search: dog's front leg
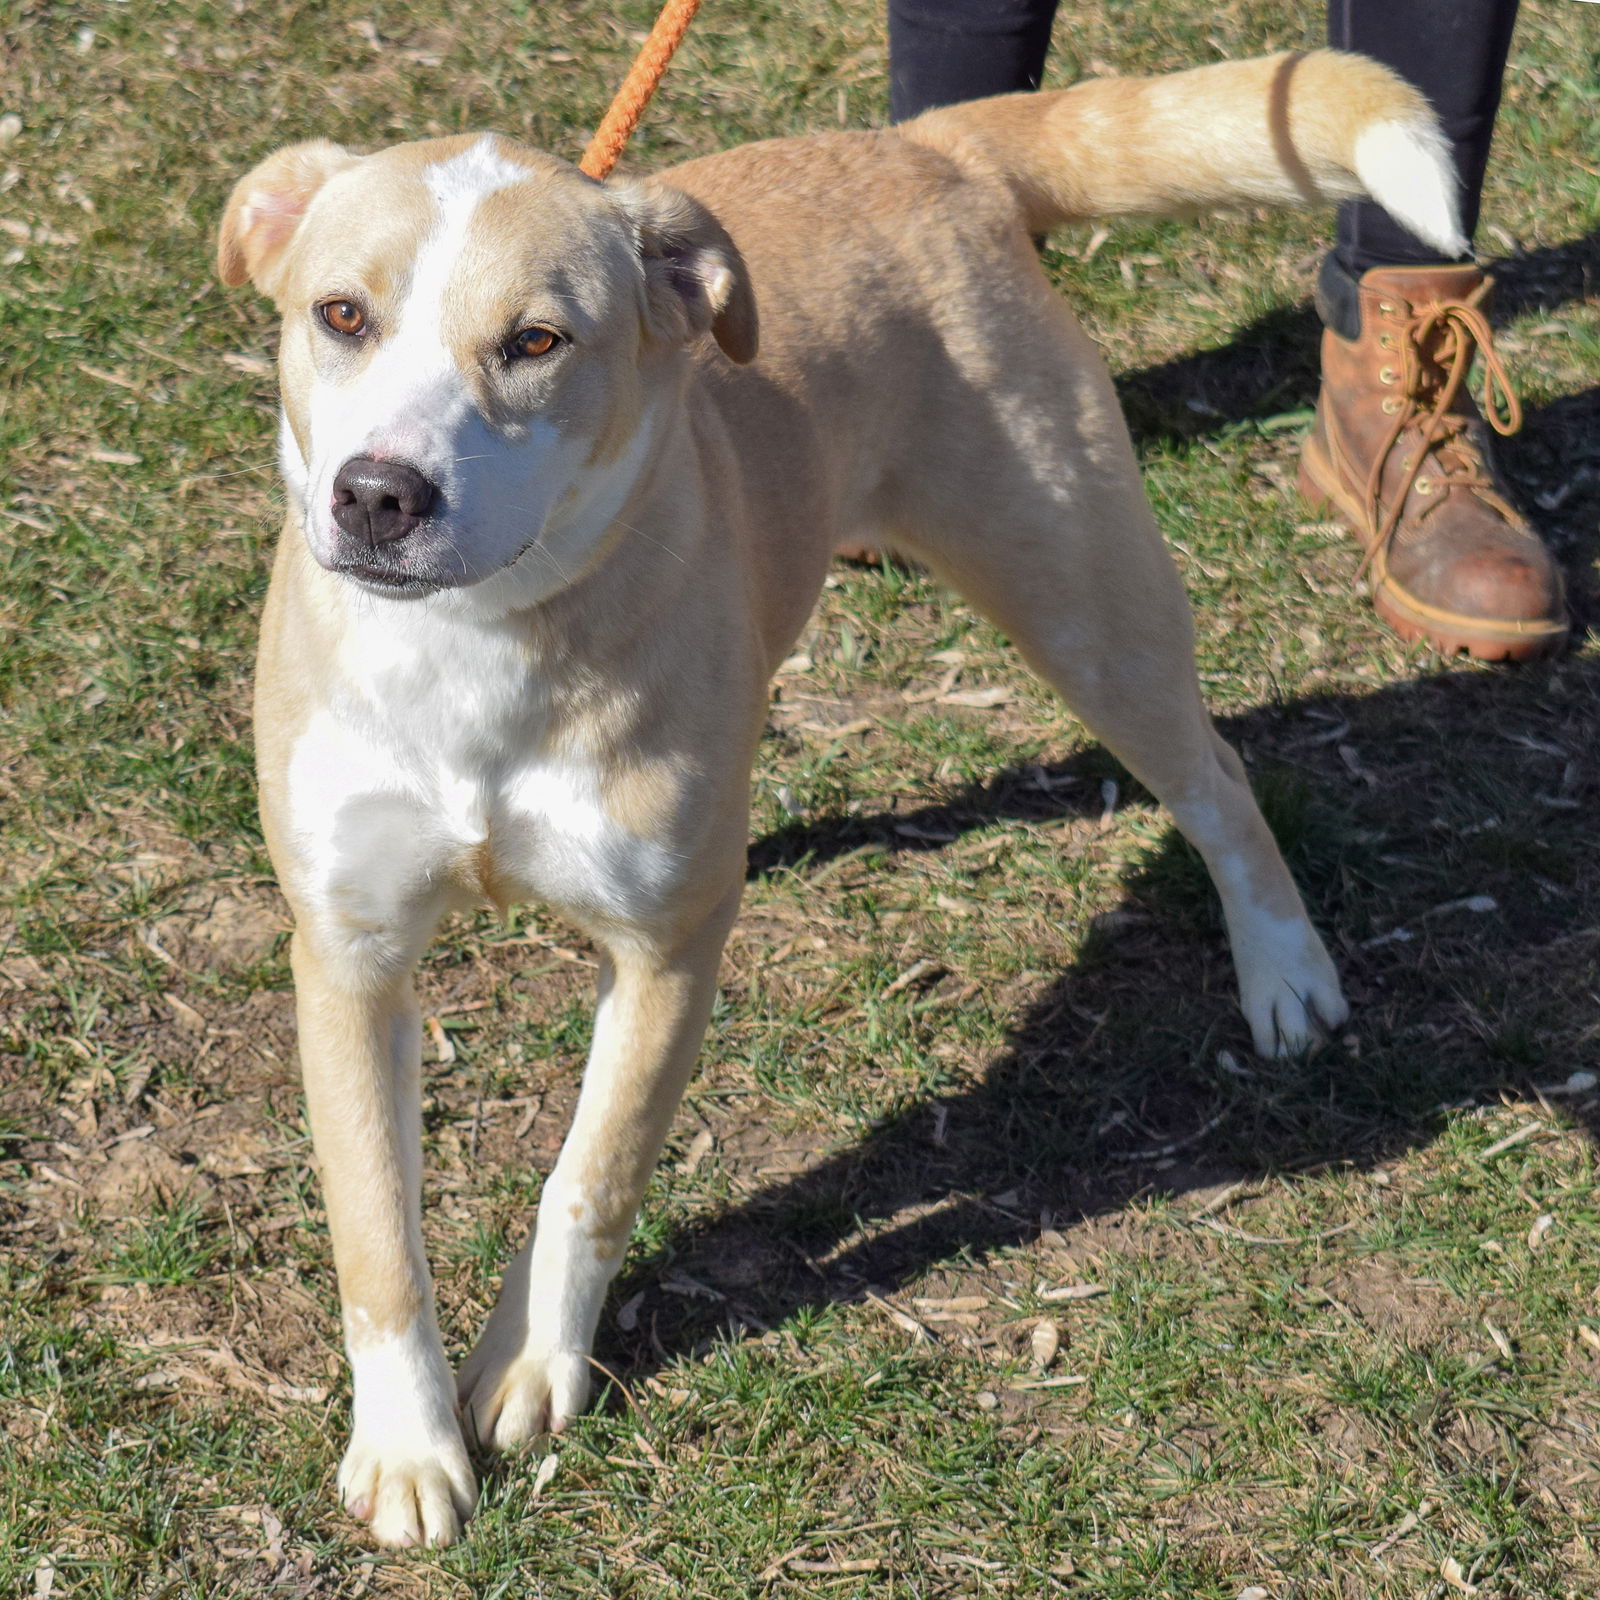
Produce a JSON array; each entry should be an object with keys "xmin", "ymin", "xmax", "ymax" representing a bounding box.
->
[
  {"xmin": 458, "ymin": 885, "xmax": 740, "ymax": 1452},
  {"xmin": 291, "ymin": 933, "xmax": 477, "ymax": 1547}
]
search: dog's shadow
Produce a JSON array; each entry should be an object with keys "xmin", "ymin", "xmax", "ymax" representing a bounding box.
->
[
  {"xmin": 497, "ymin": 231, "xmax": 1600, "ymax": 1395},
  {"xmin": 596, "ymin": 472, "xmax": 1600, "ymax": 1381}
]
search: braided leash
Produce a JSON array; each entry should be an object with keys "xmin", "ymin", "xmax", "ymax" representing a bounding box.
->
[{"xmin": 579, "ymin": 0, "xmax": 705, "ymax": 179}]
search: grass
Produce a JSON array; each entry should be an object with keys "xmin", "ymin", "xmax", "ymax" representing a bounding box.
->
[{"xmin": 2, "ymin": 0, "xmax": 1599, "ymax": 1595}]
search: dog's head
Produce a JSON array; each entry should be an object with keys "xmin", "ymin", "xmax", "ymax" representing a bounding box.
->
[{"xmin": 218, "ymin": 133, "xmax": 757, "ymax": 602}]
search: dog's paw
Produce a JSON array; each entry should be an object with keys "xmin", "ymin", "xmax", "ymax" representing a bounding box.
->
[
  {"xmin": 1237, "ymin": 921, "xmax": 1349, "ymax": 1057},
  {"xmin": 340, "ymin": 1323, "xmax": 477, "ymax": 1546},
  {"xmin": 457, "ymin": 1338, "xmax": 592, "ymax": 1453},
  {"xmin": 337, "ymin": 1424, "xmax": 477, "ymax": 1548}
]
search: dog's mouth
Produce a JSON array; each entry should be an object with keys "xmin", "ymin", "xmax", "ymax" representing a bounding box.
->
[
  {"xmin": 311, "ymin": 466, "xmax": 566, "ymax": 600},
  {"xmin": 332, "ymin": 561, "xmax": 450, "ymax": 597},
  {"xmin": 321, "ymin": 515, "xmax": 470, "ymax": 596}
]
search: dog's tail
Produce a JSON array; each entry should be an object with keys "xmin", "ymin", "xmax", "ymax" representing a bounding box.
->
[{"xmin": 899, "ymin": 50, "xmax": 1466, "ymax": 257}]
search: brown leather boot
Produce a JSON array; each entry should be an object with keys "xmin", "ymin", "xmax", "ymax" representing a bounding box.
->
[{"xmin": 1299, "ymin": 261, "xmax": 1567, "ymax": 661}]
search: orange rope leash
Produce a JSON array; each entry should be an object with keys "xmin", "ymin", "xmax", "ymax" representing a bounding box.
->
[{"xmin": 579, "ymin": 0, "xmax": 705, "ymax": 179}]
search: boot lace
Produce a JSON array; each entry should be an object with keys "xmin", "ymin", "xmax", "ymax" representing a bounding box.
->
[{"xmin": 1355, "ymin": 294, "xmax": 1523, "ymax": 580}]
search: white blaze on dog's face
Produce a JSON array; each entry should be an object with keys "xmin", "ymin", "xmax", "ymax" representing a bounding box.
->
[{"xmin": 218, "ymin": 133, "xmax": 756, "ymax": 607}]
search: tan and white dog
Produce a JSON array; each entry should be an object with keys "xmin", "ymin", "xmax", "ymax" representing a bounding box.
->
[{"xmin": 218, "ymin": 50, "xmax": 1462, "ymax": 1546}]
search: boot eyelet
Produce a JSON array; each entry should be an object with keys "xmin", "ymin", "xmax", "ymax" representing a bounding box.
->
[
  {"xmin": 1415, "ymin": 478, "xmax": 1432, "ymax": 494},
  {"xmin": 1379, "ymin": 366, "xmax": 1398, "ymax": 384},
  {"xmin": 1378, "ymin": 335, "xmax": 1395, "ymax": 349},
  {"xmin": 1381, "ymin": 398, "xmax": 1402, "ymax": 414}
]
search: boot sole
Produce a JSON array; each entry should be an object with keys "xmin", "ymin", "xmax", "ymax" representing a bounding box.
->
[{"xmin": 1297, "ymin": 444, "xmax": 1568, "ymax": 663}]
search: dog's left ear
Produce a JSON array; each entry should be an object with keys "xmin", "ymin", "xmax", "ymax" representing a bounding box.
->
[{"xmin": 613, "ymin": 179, "xmax": 759, "ymax": 365}]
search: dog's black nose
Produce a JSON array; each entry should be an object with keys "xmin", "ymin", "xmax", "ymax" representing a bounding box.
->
[{"xmin": 330, "ymin": 457, "xmax": 439, "ymax": 547}]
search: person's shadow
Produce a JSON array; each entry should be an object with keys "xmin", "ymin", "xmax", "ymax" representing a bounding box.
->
[
  {"xmin": 1109, "ymin": 227, "xmax": 1598, "ymax": 437},
  {"xmin": 598, "ymin": 232, "xmax": 1600, "ymax": 1366}
]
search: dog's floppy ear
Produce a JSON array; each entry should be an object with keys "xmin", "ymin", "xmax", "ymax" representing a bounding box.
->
[
  {"xmin": 613, "ymin": 178, "xmax": 759, "ymax": 365},
  {"xmin": 217, "ymin": 141, "xmax": 359, "ymax": 300}
]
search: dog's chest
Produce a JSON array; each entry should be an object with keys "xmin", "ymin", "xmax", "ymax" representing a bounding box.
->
[{"xmin": 284, "ymin": 615, "xmax": 680, "ymax": 934}]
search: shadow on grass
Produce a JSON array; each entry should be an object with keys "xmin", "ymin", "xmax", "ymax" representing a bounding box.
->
[
  {"xmin": 1490, "ymin": 227, "xmax": 1600, "ymax": 321},
  {"xmin": 534, "ymin": 236, "xmax": 1600, "ymax": 1387},
  {"xmin": 1109, "ymin": 226, "xmax": 1600, "ymax": 450},
  {"xmin": 1114, "ymin": 300, "xmax": 1323, "ymax": 445},
  {"xmin": 611, "ymin": 630, "xmax": 1600, "ymax": 1373},
  {"xmin": 1501, "ymin": 382, "xmax": 1600, "ymax": 630}
]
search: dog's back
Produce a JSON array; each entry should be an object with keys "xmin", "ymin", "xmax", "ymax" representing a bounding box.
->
[{"xmin": 660, "ymin": 49, "xmax": 1463, "ymax": 577}]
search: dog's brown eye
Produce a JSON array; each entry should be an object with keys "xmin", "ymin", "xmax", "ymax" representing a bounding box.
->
[
  {"xmin": 319, "ymin": 299, "xmax": 367, "ymax": 337},
  {"xmin": 508, "ymin": 326, "xmax": 559, "ymax": 360}
]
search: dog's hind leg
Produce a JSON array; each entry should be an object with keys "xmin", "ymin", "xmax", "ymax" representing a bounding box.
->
[
  {"xmin": 889, "ymin": 318, "xmax": 1347, "ymax": 1055},
  {"xmin": 457, "ymin": 882, "xmax": 742, "ymax": 1452}
]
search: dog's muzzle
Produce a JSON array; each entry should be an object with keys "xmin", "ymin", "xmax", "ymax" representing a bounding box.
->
[{"xmin": 326, "ymin": 456, "xmax": 453, "ymax": 590}]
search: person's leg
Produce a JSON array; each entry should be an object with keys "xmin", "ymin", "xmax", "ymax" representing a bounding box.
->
[
  {"xmin": 841, "ymin": 0, "xmax": 1060, "ymax": 561},
  {"xmin": 889, "ymin": 0, "xmax": 1061, "ymax": 122},
  {"xmin": 1329, "ymin": 0, "xmax": 1519, "ymax": 279},
  {"xmin": 1303, "ymin": 0, "xmax": 1567, "ymax": 660}
]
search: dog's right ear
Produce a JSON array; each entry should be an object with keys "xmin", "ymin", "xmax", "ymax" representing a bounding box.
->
[
  {"xmin": 612, "ymin": 178, "xmax": 759, "ymax": 365},
  {"xmin": 217, "ymin": 141, "xmax": 359, "ymax": 300}
]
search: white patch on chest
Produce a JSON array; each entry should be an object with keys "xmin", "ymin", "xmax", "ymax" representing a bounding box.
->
[
  {"xmin": 285, "ymin": 602, "xmax": 681, "ymax": 963},
  {"xmin": 497, "ymin": 757, "xmax": 682, "ymax": 930}
]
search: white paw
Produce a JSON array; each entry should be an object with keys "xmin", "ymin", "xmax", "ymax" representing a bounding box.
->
[
  {"xmin": 337, "ymin": 1422, "xmax": 477, "ymax": 1548},
  {"xmin": 1237, "ymin": 920, "xmax": 1349, "ymax": 1057},
  {"xmin": 458, "ymin": 1337, "xmax": 593, "ymax": 1453},
  {"xmin": 340, "ymin": 1321, "xmax": 477, "ymax": 1547}
]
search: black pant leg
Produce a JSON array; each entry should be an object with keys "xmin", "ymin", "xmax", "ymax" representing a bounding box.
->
[
  {"xmin": 1329, "ymin": 0, "xmax": 1520, "ymax": 270},
  {"xmin": 889, "ymin": 0, "xmax": 1062, "ymax": 122}
]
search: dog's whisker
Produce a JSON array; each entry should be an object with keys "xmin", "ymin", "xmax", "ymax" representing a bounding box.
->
[
  {"xmin": 184, "ymin": 462, "xmax": 279, "ymax": 483},
  {"xmin": 528, "ymin": 540, "xmax": 570, "ymax": 585},
  {"xmin": 611, "ymin": 517, "xmax": 687, "ymax": 566}
]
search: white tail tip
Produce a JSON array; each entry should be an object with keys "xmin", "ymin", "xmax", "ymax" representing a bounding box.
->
[{"xmin": 1352, "ymin": 119, "xmax": 1469, "ymax": 258}]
